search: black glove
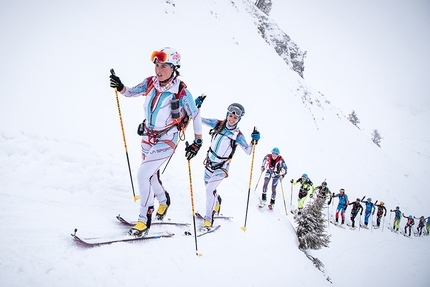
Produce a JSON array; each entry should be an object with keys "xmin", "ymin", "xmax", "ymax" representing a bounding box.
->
[
  {"xmin": 137, "ymin": 121, "xmax": 144, "ymax": 136},
  {"xmin": 110, "ymin": 74, "xmax": 124, "ymax": 91},
  {"xmin": 195, "ymin": 94, "xmax": 206, "ymax": 108},
  {"xmin": 362, "ymin": 196, "xmax": 366, "ymax": 201},
  {"xmin": 360, "ymin": 212, "xmax": 363, "ymax": 215},
  {"xmin": 185, "ymin": 139, "xmax": 202, "ymax": 160},
  {"xmin": 261, "ymin": 166, "xmax": 265, "ymax": 172},
  {"xmin": 290, "ymin": 179, "xmax": 294, "ymax": 183},
  {"xmin": 251, "ymin": 129, "xmax": 260, "ymax": 145}
]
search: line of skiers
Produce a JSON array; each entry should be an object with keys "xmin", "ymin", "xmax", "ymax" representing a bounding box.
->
[{"xmin": 286, "ymin": 173, "xmax": 429, "ymax": 237}]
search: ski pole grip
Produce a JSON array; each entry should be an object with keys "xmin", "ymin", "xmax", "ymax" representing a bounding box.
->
[{"xmin": 110, "ymin": 68, "xmax": 115, "ymax": 76}]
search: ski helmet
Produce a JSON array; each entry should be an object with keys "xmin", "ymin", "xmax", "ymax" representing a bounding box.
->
[
  {"xmin": 322, "ymin": 181, "xmax": 327, "ymax": 186},
  {"xmin": 409, "ymin": 215, "xmax": 412, "ymax": 219},
  {"xmin": 150, "ymin": 47, "xmax": 181, "ymax": 68},
  {"xmin": 339, "ymin": 188, "xmax": 345, "ymax": 193},
  {"xmin": 356, "ymin": 198, "xmax": 360, "ymax": 201},
  {"xmin": 380, "ymin": 201, "xmax": 385, "ymax": 205},
  {"xmin": 302, "ymin": 173, "xmax": 308, "ymax": 178},
  {"xmin": 226, "ymin": 103, "xmax": 245, "ymax": 123},
  {"xmin": 396, "ymin": 206, "xmax": 399, "ymax": 210},
  {"xmin": 272, "ymin": 147, "xmax": 280, "ymax": 154},
  {"xmin": 367, "ymin": 198, "xmax": 372, "ymax": 201}
]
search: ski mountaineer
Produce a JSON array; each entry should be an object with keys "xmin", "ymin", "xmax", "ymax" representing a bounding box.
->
[
  {"xmin": 260, "ymin": 147, "xmax": 288, "ymax": 209},
  {"xmin": 348, "ymin": 198, "xmax": 363, "ymax": 228},
  {"xmin": 426, "ymin": 216, "xmax": 430, "ymax": 235},
  {"xmin": 332, "ymin": 188, "xmax": 349, "ymax": 225},
  {"xmin": 389, "ymin": 206, "xmax": 402, "ymax": 232},
  {"xmin": 314, "ymin": 181, "xmax": 332, "ymax": 204},
  {"xmin": 414, "ymin": 216, "xmax": 426, "ymax": 236},
  {"xmin": 109, "ymin": 47, "xmax": 203, "ymax": 237},
  {"xmin": 290, "ymin": 173, "xmax": 315, "ymax": 215},
  {"xmin": 360, "ymin": 197, "xmax": 376, "ymax": 228},
  {"xmin": 402, "ymin": 214, "xmax": 415, "ymax": 237},
  {"xmin": 198, "ymin": 103, "xmax": 260, "ymax": 228},
  {"xmin": 374, "ymin": 201, "xmax": 387, "ymax": 228}
]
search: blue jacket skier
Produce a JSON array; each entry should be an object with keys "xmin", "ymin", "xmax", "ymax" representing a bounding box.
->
[
  {"xmin": 389, "ymin": 206, "xmax": 402, "ymax": 232},
  {"xmin": 332, "ymin": 188, "xmax": 349, "ymax": 225},
  {"xmin": 361, "ymin": 197, "xmax": 376, "ymax": 227}
]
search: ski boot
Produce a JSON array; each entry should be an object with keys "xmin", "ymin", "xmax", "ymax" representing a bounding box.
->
[
  {"xmin": 156, "ymin": 192, "xmax": 171, "ymax": 220},
  {"xmin": 268, "ymin": 198, "xmax": 275, "ymax": 210},
  {"xmin": 128, "ymin": 221, "xmax": 149, "ymax": 237},
  {"xmin": 214, "ymin": 195, "xmax": 222, "ymax": 215},
  {"xmin": 129, "ymin": 206, "xmax": 153, "ymax": 237},
  {"xmin": 261, "ymin": 193, "xmax": 267, "ymax": 205}
]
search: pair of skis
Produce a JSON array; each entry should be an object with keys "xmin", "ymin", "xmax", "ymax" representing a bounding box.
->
[{"xmin": 71, "ymin": 214, "xmax": 230, "ymax": 246}]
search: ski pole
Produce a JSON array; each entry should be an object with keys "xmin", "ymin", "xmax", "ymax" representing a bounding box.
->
[
  {"xmin": 241, "ymin": 127, "xmax": 257, "ymax": 232},
  {"xmin": 186, "ymin": 157, "xmax": 202, "ymax": 257},
  {"xmin": 280, "ymin": 179, "xmax": 288, "ymax": 216},
  {"xmin": 382, "ymin": 214, "xmax": 385, "ymax": 232},
  {"xmin": 111, "ymin": 69, "xmax": 139, "ymax": 202},
  {"xmin": 254, "ymin": 169, "xmax": 264, "ymax": 191},
  {"xmin": 162, "ymin": 94, "xmax": 207, "ymax": 174},
  {"xmin": 290, "ymin": 181, "xmax": 293, "ymax": 206}
]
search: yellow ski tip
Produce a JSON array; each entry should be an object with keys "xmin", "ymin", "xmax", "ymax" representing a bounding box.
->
[{"xmin": 133, "ymin": 195, "xmax": 140, "ymax": 202}]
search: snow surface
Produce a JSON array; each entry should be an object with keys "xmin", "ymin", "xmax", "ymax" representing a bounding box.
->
[{"xmin": 1, "ymin": 1, "xmax": 429, "ymax": 287}]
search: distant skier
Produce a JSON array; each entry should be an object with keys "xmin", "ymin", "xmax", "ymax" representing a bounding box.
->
[
  {"xmin": 314, "ymin": 181, "xmax": 332, "ymax": 204},
  {"xmin": 426, "ymin": 217, "xmax": 430, "ymax": 235},
  {"xmin": 360, "ymin": 197, "xmax": 376, "ymax": 228},
  {"xmin": 260, "ymin": 147, "xmax": 288, "ymax": 209},
  {"xmin": 374, "ymin": 201, "xmax": 387, "ymax": 228},
  {"xmin": 402, "ymin": 214, "xmax": 415, "ymax": 237},
  {"xmin": 291, "ymin": 173, "xmax": 315, "ymax": 215},
  {"xmin": 389, "ymin": 206, "xmax": 402, "ymax": 232},
  {"xmin": 414, "ymin": 216, "xmax": 426, "ymax": 236},
  {"xmin": 332, "ymin": 189, "xmax": 349, "ymax": 225},
  {"xmin": 348, "ymin": 198, "xmax": 363, "ymax": 228}
]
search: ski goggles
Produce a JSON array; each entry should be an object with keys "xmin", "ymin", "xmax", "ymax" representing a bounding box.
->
[
  {"xmin": 150, "ymin": 50, "xmax": 169, "ymax": 64},
  {"xmin": 227, "ymin": 105, "xmax": 244, "ymax": 117},
  {"xmin": 272, "ymin": 152, "xmax": 279, "ymax": 156}
]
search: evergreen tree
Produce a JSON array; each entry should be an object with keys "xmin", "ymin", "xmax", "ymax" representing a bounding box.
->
[
  {"xmin": 371, "ymin": 129, "xmax": 382, "ymax": 147},
  {"xmin": 348, "ymin": 110, "xmax": 360, "ymax": 128},
  {"xmin": 296, "ymin": 195, "xmax": 331, "ymax": 250}
]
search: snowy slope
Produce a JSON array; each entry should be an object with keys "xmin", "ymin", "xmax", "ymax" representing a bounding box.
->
[{"xmin": 1, "ymin": 1, "xmax": 429, "ymax": 286}]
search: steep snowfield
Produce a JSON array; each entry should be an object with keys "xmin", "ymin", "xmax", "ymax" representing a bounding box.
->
[{"xmin": 1, "ymin": 0, "xmax": 429, "ymax": 286}]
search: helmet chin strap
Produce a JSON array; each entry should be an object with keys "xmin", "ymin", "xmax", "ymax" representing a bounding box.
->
[{"xmin": 159, "ymin": 72, "xmax": 175, "ymax": 86}]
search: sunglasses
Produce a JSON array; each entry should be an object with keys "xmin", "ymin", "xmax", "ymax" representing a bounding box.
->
[
  {"xmin": 227, "ymin": 105, "xmax": 244, "ymax": 117},
  {"xmin": 150, "ymin": 50, "xmax": 168, "ymax": 64}
]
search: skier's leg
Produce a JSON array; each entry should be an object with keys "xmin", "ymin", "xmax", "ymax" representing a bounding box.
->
[
  {"xmin": 204, "ymin": 168, "xmax": 226, "ymax": 224},
  {"xmin": 270, "ymin": 177, "xmax": 279, "ymax": 205},
  {"xmin": 261, "ymin": 175, "xmax": 270, "ymax": 202},
  {"xmin": 136, "ymin": 139, "xmax": 174, "ymax": 225}
]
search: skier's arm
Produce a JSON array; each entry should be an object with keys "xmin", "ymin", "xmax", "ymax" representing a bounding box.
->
[
  {"xmin": 122, "ymin": 77, "xmax": 153, "ymax": 98},
  {"xmin": 235, "ymin": 131, "xmax": 254, "ymax": 155}
]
